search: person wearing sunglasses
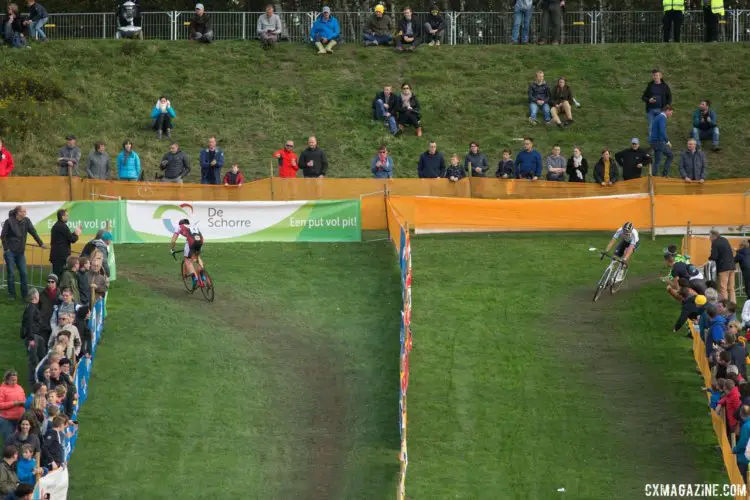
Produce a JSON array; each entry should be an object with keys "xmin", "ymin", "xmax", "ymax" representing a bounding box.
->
[
  {"xmin": 272, "ymin": 141, "xmax": 299, "ymax": 178},
  {"xmin": 396, "ymin": 83, "xmax": 422, "ymax": 137}
]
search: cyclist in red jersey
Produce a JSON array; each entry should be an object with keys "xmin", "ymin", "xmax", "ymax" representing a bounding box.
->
[{"xmin": 169, "ymin": 218, "xmax": 205, "ymax": 289}]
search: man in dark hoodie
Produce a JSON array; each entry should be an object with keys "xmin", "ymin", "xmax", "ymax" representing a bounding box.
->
[
  {"xmin": 159, "ymin": 142, "xmax": 190, "ymax": 183},
  {"xmin": 189, "ymin": 3, "xmax": 213, "ymax": 43},
  {"xmin": 417, "ymin": 141, "xmax": 446, "ymax": 178},
  {"xmin": 614, "ymin": 138, "xmax": 651, "ymax": 181},
  {"xmin": 298, "ymin": 136, "xmax": 328, "ymax": 178},
  {"xmin": 423, "ymin": 5, "xmax": 444, "ymax": 46},
  {"xmin": 641, "ymin": 69, "xmax": 672, "ymax": 132},
  {"xmin": 1, "ymin": 206, "xmax": 46, "ymax": 301},
  {"xmin": 49, "ymin": 208, "xmax": 81, "ymax": 276}
]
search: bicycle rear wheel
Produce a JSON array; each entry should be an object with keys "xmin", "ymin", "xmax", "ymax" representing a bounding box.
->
[
  {"xmin": 610, "ymin": 263, "xmax": 629, "ymax": 294},
  {"xmin": 200, "ymin": 269, "xmax": 215, "ymax": 302},
  {"xmin": 181, "ymin": 261, "xmax": 194, "ymax": 293},
  {"xmin": 593, "ymin": 265, "xmax": 612, "ymax": 302}
]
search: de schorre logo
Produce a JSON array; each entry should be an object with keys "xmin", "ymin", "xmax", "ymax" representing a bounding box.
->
[{"xmin": 153, "ymin": 203, "xmax": 193, "ymax": 233}]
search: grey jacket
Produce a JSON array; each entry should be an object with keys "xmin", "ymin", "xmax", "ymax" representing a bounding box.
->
[
  {"xmin": 545, "ymin": 154, "xmax": 566, "ymax": 180},
  {"xmin": 257, "ymin": 13, "xmax": 282, "ymax": 35},
  {"xmin": 58, "ymin": 145, "xmax": 81, "ymax": 176},
  {"xmin": 515, "ymin": 0, "xmax": 534, "ymax": 9},
  {"xmin": 160, "ymin": 150, "xmax": 191, "ymax": 180},
  {"xmin": 679, "ymin": 149, "xmax": 707, "ymax": 181},
  {"xmin": 87, "ymin": 151, "xmax": 111, "ymax": 179},
  {"xmin": 464, "ymin": 152, "xmax": 489, "ymax": 177}
]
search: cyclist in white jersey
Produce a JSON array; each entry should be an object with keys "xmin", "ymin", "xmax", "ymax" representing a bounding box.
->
[{"xmin": 604, "ymin": 222, "xmax": 639, "ymax": 284}]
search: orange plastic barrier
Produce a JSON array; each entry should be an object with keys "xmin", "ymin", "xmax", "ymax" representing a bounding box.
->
[{"xmin": 470, "ymin": 177, "xmax": 649, "ymax": 199}]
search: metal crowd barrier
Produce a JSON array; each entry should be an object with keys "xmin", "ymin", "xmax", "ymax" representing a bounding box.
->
[{"xmin": 0, "ymin": 243, "xmax": 51, "ymax": 296}]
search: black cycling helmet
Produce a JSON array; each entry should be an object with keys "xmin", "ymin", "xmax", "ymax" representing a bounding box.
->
[
  {"xmin": 178, "ymin": 218, "xmax": 190, "ymax": 226},
  {"xmin": 622, "ymin": 221, "xmax": 633, "ymax": 234}
]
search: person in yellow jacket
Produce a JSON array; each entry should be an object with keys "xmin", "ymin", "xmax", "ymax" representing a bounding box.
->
[
  {"xmin": 703, "ymin": 0, "xmax": 724, "ymax": 43},
  {"xmin": 663, "ymin": 0, "xmax": 685, "ymax": 43}
]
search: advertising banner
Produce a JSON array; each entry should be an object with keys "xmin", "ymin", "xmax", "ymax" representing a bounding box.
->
[{"xmin": 0, "ymin": 201, "xmax": 119, "ymax": 237}]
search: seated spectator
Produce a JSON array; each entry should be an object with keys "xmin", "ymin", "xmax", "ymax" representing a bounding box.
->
[
  {"xmin": 86, "ymin": 141, "xmax": 110, "ymax": 180},
  {"xmin": 0, "ymin": 138, "xmax": 14, "ymax": 177},
  {"xmin": 417, "ymin": 141, "xmax": 445, "ymax": 179},
  {"xmin": 58, "ymin": 256, "xmax": 80, "ymax": 304},
  {"xmin": 159, "ymin": 142, "xmax": 190, "ymax": 183},
  {"xmin": 0, "ymin": 446, "xmax": 19, "ymax": 495},
  {"xmin": 3, "ymin": 4, "xmax": 26, "ymax": 49},
  {"xmin": 6, "ymin": 420, "xmax": 40, "ymax": 462},
  {"xmin": 672, "ymin": 289, "xmax": 706, "ymax": 332},
  {"xmin": 614, "ymin": 138, "xmax": 651, "ymax": 181},
  {"xmin": 716, "ymin": 378, "xmax": 741, "ymax": 434},
  {"xmin": 545, "ymin": 144, "xmax": 565, "ymax": 181},
  {"xmin": 273, "ymin": 140, "xmax": 299, "ymax": 178},
  {"xmin": 298, "ymin": 136, "xmax": 328, "ymax": 178},
  {"xmin": 735, "ymin": 240, "xmax": 750, "ymax": 299},
  {"xmin": 57, "ymin": 135, "xmax": 80, "ymax": 177},
  {"xmin": 116, "ymin": 140, "xmax": 141, "ymax": 182},
  {"xmin": 495, "ymin": 150, "xmax": 514, "ymax": 179},
  {"xmin": 151, "ymin": 96, "xmax": 175, "ymax": 141},
  {"xmin": 22, "ymin": 0, "xmax": 48, "ymax": 42},
  {"xmin": 679, "ymin": 138, "xmax": 707, "ymax": 183},
  {"xmin": 528, "ymin": 71, "xmax": 551, "ymax": 125},
  {"xmin": 363, "ymin": 4, "xmax": 393, "ymax": 46},
  {"xmin": 15, "ymin": 444, "xmax": 38, "ymax": 487},
  {"xmin": 692, "ymin": 99, "xmax": 720, "ymax": 152},
  {"xmin": 395, "ymin": 7, "xmax": 421, "ymax": 52},
  {"xmin": 445, "ymin": 154, "xmax": 465, "ymax": 182},
  {"xmin": 665, "ymin": 252, "xmax": 707, "ymax": 294},
  {"xmin": 372, "ymin": 85, "xmax": 399, "ymax": 137},
  {"xmin": 371, "ymin": 145, "xmax": 394, "ymax": 179},
  {"xmin": 257, "ymin": 4, "xmax": 282, "ymax": 49},
  {"xmin": 514, "ymin": 137, "xmax": 542, "ymax": 180},
  {"xmin": 311, "ymin": 6, "xmax": 340, "ymax": 54},
  {"xmin": 566, "ymin": 146, "xmax": 588, "ymax": 183},
  {"xmin": 464, "ymin": 142, "xmax": 489, "ymax": 177},
  {"xmin": 189, "ymin": 3, "xmax": 213, "ymax": 44},
  {"xmin": 21, "ymin": 290, "xmax": 46, "ymax": 384},
  {"xmin": 223, "ymin": 164, "xmax": 245, "ymax": 186},
  {"xmin": 199, "ymin": 136, "xmax": 224, "ymax": 185},
  {"xmin": 0, "ymin": 370, "xmax": 26, "ymax": 443},
  {"xmin": 423, "ymin": 5, "xmax": 444, "ymax": 46},
  {"xmin": 550, "ymin": 77, "xmax": 575, "ymax": 128},
  {"xmin": 734, "ymin": 406, "xmax": 750, "ymax": 479},
  {"xmin": 396, "ymin": 83, "xmax": 422, "ymax": 137},
  {"xmin": 593, "ymin": 148, "xmax": 618, "ymax": 187}
]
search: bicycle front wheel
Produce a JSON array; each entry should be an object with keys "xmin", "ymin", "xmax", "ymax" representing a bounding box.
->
[
  {"xmin": 610, "ymin": 263, "xmax": 629, "ymax": 295},
  {"xmin": 200, "ymin": 270, "xmax": 215, "ymax": 302},
  {"xmin": 593, "ymin": 265, "xmax": 612, "ymax": 302}
]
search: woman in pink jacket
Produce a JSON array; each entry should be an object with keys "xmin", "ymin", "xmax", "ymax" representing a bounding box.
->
[{"xmin": 0, "ymin": 370, "xmax": 26, "ymax": 442}]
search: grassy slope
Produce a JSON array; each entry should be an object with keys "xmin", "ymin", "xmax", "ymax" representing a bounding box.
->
[
  {"xmin": 3, "ymin": 42, "xmax": 750, "ymax": 180},
  {"xmin": 409, "ymin": 233, "xmax": 727, "ymax": 499}
]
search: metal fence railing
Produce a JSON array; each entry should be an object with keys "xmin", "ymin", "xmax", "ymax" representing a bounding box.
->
[
  {"xmin": 0, "ymin": 244, "xmax": 51, "ymax": 295},
  {"xmin": 1, "ymin": 10, "xmax": 749, "ymax": 43}
]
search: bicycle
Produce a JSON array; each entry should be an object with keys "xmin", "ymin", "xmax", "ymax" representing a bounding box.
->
[
  {"xmin": 593, "ymin": 252, "xmax": 629, "ymax": 302},
  {"xmin": 172, "ymin": 250, "xmax": 215, "ymax": 302}
]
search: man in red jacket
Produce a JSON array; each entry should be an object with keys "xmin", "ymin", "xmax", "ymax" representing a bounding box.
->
[
  {"xmin": 272, "ymin": 140, "xmax": 299, "ymax": 178},
  {"xmin": 0, "ymin": 139, "xmax": 14, "ymax": 177}
]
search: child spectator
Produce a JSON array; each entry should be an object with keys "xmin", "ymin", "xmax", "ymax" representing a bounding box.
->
[
  {"xmin": 566, "ymin": 146, "xmax": 588, "ymax": 183},
  {"xmin": 371, "ymin": 146, "xmax": 394, "ymax": 179},
  {"xmin": 151, "ymin": 96, "xmax": 175, "ymax": 141},
  {"xmin": 734, "ymin": 405, "xmax": 750, "ymax": 479},
  {"xmin": 16, "ymin": 444, "xmax": 38, "ymax": 486},
  {"xmin": 496, "ymin": 150, "xmax": 514, "ymax": 179},
  {"xmin": 445, "ymin": 154, "xmax": 465, "ymax": 182},
  {"xmin": 716, "ymin": 378, "xmax": 741, "ymax": 433},
  {"xmin": 709, "ymin": 378, "xmax": 727, "ymax": 409},
  {"xmin": 223, "ymin": 164, "xmax": 245, "ymax": 186}
]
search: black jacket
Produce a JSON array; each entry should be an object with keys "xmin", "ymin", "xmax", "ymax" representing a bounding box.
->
[
  {"xmin": 711, "ymin": 236, "xmax": 735, "ymax": 272},
  {"xmin": 38, "ymin": 288, "xmax": 57, "ymax": 339},
  {"xmin": 190, "ymin": 12, "xmax": 212, "ymax": 34},
  {"xmin": 41, "ymin": 428, "xmax": 65, "ymax": 468},
  {"xmin": 728, "ymin": 342, "xmax": 748, "ymax": 379},
  {"xmin": 417, "ymin": 151, "xmax": 446, "ymax": 178},
  {"xmin": 1, "ymin": 208, "xmax": 44, "ymax": 253},
  {"xmin": 445, "ymin": 164, "xmax": 466, "ymax": 180},
  {"xmin": 566, "ymin": 156, "xmax": 589, "ymax": 183},
  {"xmin": 298, "ymin": 147, "xmax": 329, "ymax": 177},
  {"xmin": 735, "ymin": 247, "xmax": 750, "ymax": 277},
  {"xmin": 160, "ymin": 150, "xmax": 190, "ymax": 179},
  {"xmin": 397, "ymin": 95, "xmax": 420, "ymax": 119},
  {"xmin": 398, "ymin": 16, "xmax": 422, "ymax": 38},
  {"xmin": 426, "ymin": 13, "xmax": 444, "ymax": 31},
  {"xmin": 372, "ymin": 91, "xmax": 399, "ymax": 120},
  {"xmin": 615, "ymin": 147, "xmax": 652, "ymax": 181},
  {"xmin": 641, "ymin": 80, "xmax": 672, "ymax": 112},
  {"xmin": 496, "ymin": 160, "xmax": 514, "ymax": 178},
  {"xmin": 21, "ymin": 303, "xmax": 41, "ymax": 343},
  {"xmin": 49, "ymin": 220, "xmax": 79, "ymax": 264},
  {"xmin": 593, "ymin": 158, "xmax": 619, "ymax": 184},
  {"xmin": 674, "ymin": 295, "xmax": 704, "ymax": 332},
  {"xmin": 28, "ymin": 2, "xmax": 48, "ymax": 21},
  {"xmin": 77, "ymin": 269, "xmax": 92, "ymax": 308}
]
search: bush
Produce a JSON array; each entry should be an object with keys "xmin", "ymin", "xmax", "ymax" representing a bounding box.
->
[{"xmin": 0, "ymin": 75, "xmax": 64, "ymax": 102}]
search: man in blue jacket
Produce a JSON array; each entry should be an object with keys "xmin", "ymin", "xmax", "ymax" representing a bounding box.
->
[
  {"xmin": 705, "ymin": 303, "xmax": 727, "ymax": 361},
  {"xmin": 514, "ymin": 137, "xmax": 542, "ymax": 180},
  {"xmin": 648, "ymin": 104, "xmax": 674, "ymax": 177},
  {"xmin": 311, "ymin": 6, "xmax": 340, "ymax": 54},
  {"xmin": 199, "ymin": 136, "xmax": 225, "ymax": 185},
  {"xmin": 417, "ymin": 141, "xmax": 445, "ymax": 178},
  {"xmin": 691, "ymin": 100, "xmax": 720, "ymax": 152}
]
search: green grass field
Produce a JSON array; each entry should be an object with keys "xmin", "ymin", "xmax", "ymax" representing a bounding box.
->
[
  {"xmin": 0, "ymin": 234, "xmax": 731, "ymax": 498},
  {"xmin": 2, "ymin": 42, "xmax": 750, "ymax": 180}
]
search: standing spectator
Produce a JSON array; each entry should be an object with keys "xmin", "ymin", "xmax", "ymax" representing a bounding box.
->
[
  {"xmin": 706, "ymin": 304, "xmax": 728, "ymax": 360},
  {"xmin": 734, "ymin": 405, "xmax": 750, "ymax": 480},
  {"xmin": 76, "ymin": 256, "xmax": 92, "ymax": 308},
  {"xmin": 199, "ymin": 136, "xmax": 224, "ymax": 185},
  {"xmin": 550, "ymin": 77, "xmax": 575, "ymax": 128},
  {"xmin": 363, "ymin": 4, "xmax": 393, "ymax": 46},
  {"xmin": 615, "ymin": 138, "xmax": 651, "ymax": 181},
  {"xmin": 92, "ymin": 232, "xmax": 112, "ymax": 277},
  {"xmin": 371, "ymin": 145, "xmax": 394, "ymax": 179},
  {"xmin": 6, "ymin": 483, "xmax": 33, "ymax": 500},
  {"xmin": 424, "ymin": 5, "xmax": 445, "ymax": 46},
  {"xmin": 496, "ymin": 150, "xmax": 514, "ymax": 179},
  {"xmin": 56, "ymin": 135, "xmax": 80, "ymax": 177},
  {"xmin": 257, "ymin": 4, "xmax": 282, "ymax": 49},
  {"xmin": 642, "ymin": 69, "xmax": 672, "ymax": 131},
  {"xmin": 679, "ymin": 138, "xmax": 707, "ymax": 183},
  {"xmin": 15, "ymin": 445, "xmax": 37, "ymax": 487},
  {"xmin": 396, "ymin": 83, "xmax": 422, "ymax": 137},
  {"xmin": 735, "ymin": 240, "xmax": 750, "ymax": 299},
  {"xmin": 445, "ymin": 155, "xmax": 465, "ymax": 182},
  {"xmin": 273, "ymin": 140, "xmax": 299, "ymax": 178},
  {"xmin": 40, "ymin": 415, "xmax": 66, "ymax": 470},
  {"xmin": 151, "ymin": 96, "xmax": 175, "ymax": 141},
  {"xmin": 726, "ymin": 332, "xmax": 748, "ymax": 379},
  {"xmin": 49, "ymin": 209, "xmax": 81, "ymax": 277},
  {"xmin": 1, "ymin": 206, "xmax": 46, "ymax": 301},
  {"xmin": 514, "ymin": 137, "xmax": 542, "ymax": 180},
  {"xmin": 663, "ymin": 0, "xmax": 685, "ymax": 43},
  {"xmin": 21, "ymin": 290, "xmax": 46, "ymax": 384},
  {"xmin": 528, "ymin": 71, "xmax": 551, "ymax": 125},
  {"xmin": 3, "ymin": 4, "xmax": 26, "ymax": 49},
  {"xmin": 395, "ymin": 7, "xmax": 421, "ymax": 52},
  {"xmin": 0, "ymin": 139, "xmax": 14, "ymax": 177},
  {"xmin": 692, "ymin": 100, "xmax": 720, "ymax": 152},
  {"xmin": 21, "ymin": 0, "xmax": 48, "ymax": 42},
  {"xmin": 545, "ymin": 145, "xmax": 566, "ymax": 182},
  {"xmin": 511, "ymin": 0, "xmax": 533, "ymax": 45},
  {"xmin": 0, "ymin": 446, "xmax": 19, "ymax": 495},
  {"xmin": 0, "ymin": 371, "xmax": 26, "ymax": 444},
  {"xmin": 189, "ymin": 3, "xmax": 213, "ymax": 43},
  {"xmin": 6, "ymin": 420, "xmax": 40, "ymax": 460},
  {"xmin": 672, "ymin": 289, "xmax": 705, "ymax": 332},
  {"xmin": 703, "ymin": 0, "xmax": 724, "ymax": 43},
  {"xmin": 298, "ymin": 136, "xmax": 328, "ymax": 178},
  {"xmin": 539, "ymin": 0, "xmax": 562, "ymax": 45},
  {"xmin": 649, "ymin": 105, "xmax": 674, "ymax": 177},
  {"xmin": 311, "ymin": 6, "xmax": 340, "ymax": 54},
  {"xmin": 717, "ymin": 378, "xmax": 741, "ymax": 434},
  {"xmin": 159, "ymin": 143, "xmax": 190, "ymax": 183},
  {"xmin": 464, "ymin": 142, "xmax": 489, "ymax": 177},
  {"xmin": 38, "ymin": 275, "xmax": 58, "ymax": 344},
  {"xmin": 86, "ymin": 141, "xmax": 110, "ymax": 180},
  {"xmin": 594, "ymin": 148, "xmax": 618, "ymax": 187},
  {"xmin": 710, "ymin": 229, "xmax": 736, "ymax": 303},
  {"xmin": 417, "ymin": 141, "xmax": 446, "ymax": 179},
  {"xmin": 58, "ymin": 257, "xmax": 80, "ymax": 304},
  {"xmin": 665, "ymin": 252, "xmax": 707, "ymax": 294},
  {"xmin": 372, "ymin": 85, "xmax": 399, "ymax": 137},
  {"xmin": 566, "ymin": 146, "xmax": 589, "ymax": 183},
  {"xmin": 116, "ymin": 140, "xmax": 141, "ymax": 181}
]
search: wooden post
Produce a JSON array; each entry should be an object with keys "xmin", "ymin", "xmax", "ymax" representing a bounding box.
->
[
  {"xmin": 269, "ymin": 160, "xmax": 275, "ymax": 201},
  {"xmin": 68, "ymin": 167, "xmax": 74, "ymax": 202},
  {"xmin": 684, "ymin": 220, "xmax": 692, "ymax": 257},
  {"xmin": 384, "ymin": 187, "xmax": 391, "ymax": 244},
  {"xmin": 648, "ymin": 172, "xmax": 656, "ymax": 241}
]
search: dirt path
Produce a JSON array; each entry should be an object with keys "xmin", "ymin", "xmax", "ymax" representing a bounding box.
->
[{"xmin": 121, "ymin": 267, "xmax": 347, "ymax": 500}]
